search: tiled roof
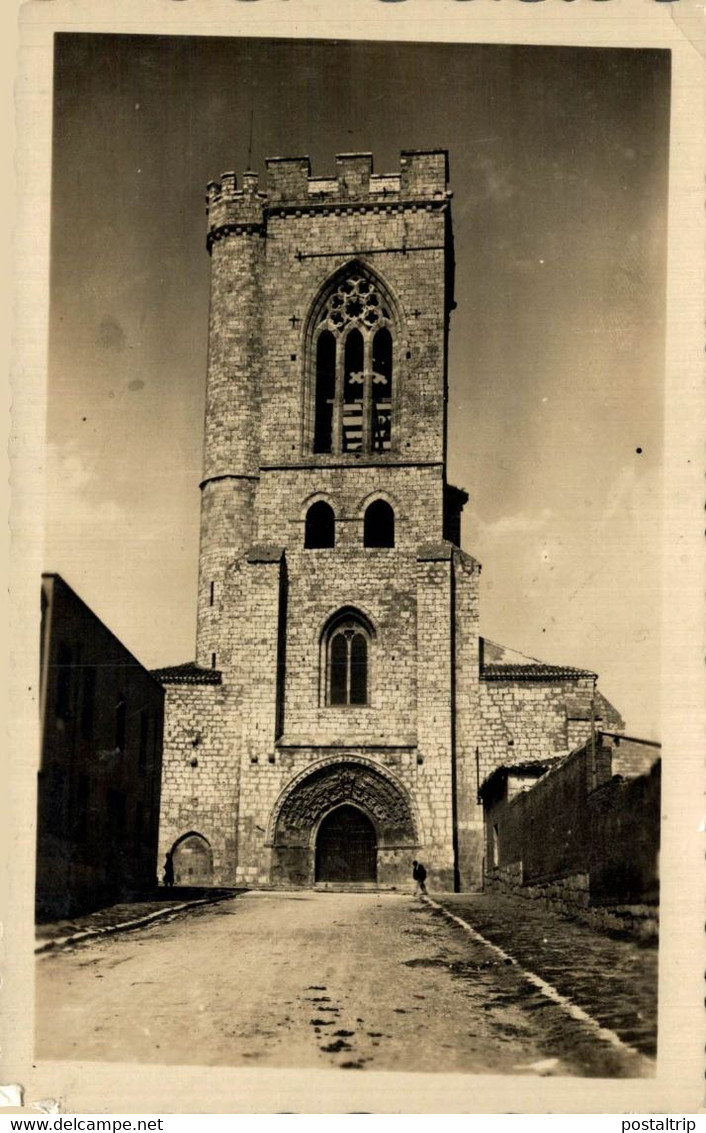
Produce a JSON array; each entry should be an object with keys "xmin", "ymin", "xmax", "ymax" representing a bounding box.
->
[
  {"xmin": 150, "ymin": 661, "xmax": 222, "ymax": 686},
  {"xmin": 482, "ymin": 663, "xmax": 596, "ymax": 681},
  {"xmin": 479, "ymin": 638, "xmax": 596, "ymax": 681}
]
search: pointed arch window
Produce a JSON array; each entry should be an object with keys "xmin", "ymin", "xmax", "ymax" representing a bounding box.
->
[
  {"xmin": 371, "ymin": 328, "xmax": 392, "ymax": 452},
  {"xmin": 343, "ymin": 329, "xmax": 364, "ymax": 453},
  {"xmin": 311, "ymin": 270, "xmax": 395, "ymax": 455},
  {"xmin": 325, "ymin": 613, "xmax": 372, "ymax": 706},
  {"xmin": 314, "ymin": 332, "xmax": 336, "ymax": 454}
]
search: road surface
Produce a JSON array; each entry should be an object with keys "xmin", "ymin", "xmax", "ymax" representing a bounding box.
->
[{"xmin": 36, "ymin": 891, "xmax": 650, "ymax": 1077}]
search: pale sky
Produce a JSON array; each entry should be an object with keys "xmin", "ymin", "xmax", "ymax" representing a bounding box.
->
[{"xmin": 46, "ymin": 36, "xmax": 669, "ymax": 739}]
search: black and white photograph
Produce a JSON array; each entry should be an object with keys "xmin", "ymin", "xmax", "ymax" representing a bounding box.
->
[{"xmin": 7, "ymin": 0, "xmax": 704, "ymax": 1117}]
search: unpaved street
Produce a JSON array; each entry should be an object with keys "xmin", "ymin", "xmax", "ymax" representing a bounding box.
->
[{"xmin": 36, "ymin": 891, "xmax": 649, "ymax": 1077}]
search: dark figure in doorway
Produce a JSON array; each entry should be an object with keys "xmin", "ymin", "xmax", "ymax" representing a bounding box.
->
[
  {"xmin": 163, "ymin": 851, "xmax": 175, "ymax": 888},
  {"xmin": 412, "ymin": 859, "xmax": 427, "ymax": 895}
]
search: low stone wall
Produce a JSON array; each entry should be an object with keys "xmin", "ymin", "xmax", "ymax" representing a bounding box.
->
[{"xmin": 485, "ymin": 867, "xmax": 658, "ymax": 941}]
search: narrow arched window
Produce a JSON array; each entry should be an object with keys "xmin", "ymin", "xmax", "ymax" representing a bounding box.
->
[
  {"xmin": 371, "ymin": 328, "xmax": 392, "ymax": 452},
  {"xmin": 330, "ymin": 633, "xmax": 348, "ymax": 705},
  {"xmin": 364, "ymin": 499, "xmax": 395, "ymax": 548},
  {"xmin": 349, "ymin": 633, "xmax": 367, "ymax": 704},
  {"xmin": 326, "ymin": 615, "xmax": 371, "ymax": 706},
  {"xmin": 314, "ymin": 331, "xmax": 336, "ymax": 453},
  {"xmin": 304, "ymin": 501, "xmax": 335, "ymax": 549},
  {"xmin": 342, "ymin": 329, "xmax": 364, "ymax": 453}
]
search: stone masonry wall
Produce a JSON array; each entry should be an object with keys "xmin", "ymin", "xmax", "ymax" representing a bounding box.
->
[
  {"xmin": 478, "ymin": 676, "xmax": 596, "ymax": 785},
  {"xmin": 182, "ymin": 151, "xmax": 626, "ymax": 893},
  {"xmin": 159, "ymin": 682, "xmax": 240, "ymax": 884},
  {"xmin": 259, "ymin": 208, "xmax": 447, "ymax": 466},
  {"xmin": 194, "ymin": 153, "xmax": 460, "ymax": 888},
  {"xmin": 414, "ymin": 548, "xmax": 456, "ymax": 890},
  {"xmin": 452, "ymin": 549, "xmax": 484, "ymax": 890},
  {"xmin": 196, "ymin": 208, "xmax": 263, "ymax": 665},
  {"xmin": 609, "ymin": 736, "xmax": 661, "ymax": 779},
  {"xmin": 216, "ymin": 538, "xmax": 460, "ymax": 890},
  {"xmin": 237, "ymin": 748, "xmax": 422, "ymax": 889}
]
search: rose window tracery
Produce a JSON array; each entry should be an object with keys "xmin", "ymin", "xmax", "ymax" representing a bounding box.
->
[{"xmin": 317, "ymin": 275, "xmax": 392, "ymax": 334}]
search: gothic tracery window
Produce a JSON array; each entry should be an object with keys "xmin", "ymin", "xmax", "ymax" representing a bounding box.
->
[{"xmin": 312, "ymin": 271, "xmax": 394, "ymax": 455}]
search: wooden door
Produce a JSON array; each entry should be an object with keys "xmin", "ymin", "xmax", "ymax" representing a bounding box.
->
[{"xmin": 315, "ymin": 805, "xmax": 377, "ymax": 883}]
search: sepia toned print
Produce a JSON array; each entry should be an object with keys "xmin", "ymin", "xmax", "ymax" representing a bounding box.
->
[
  {"xmin": 9, "ymin": 3, "xmax": 703, "ymax": 1114},
  {"xmin": 33, "ymin": 34, "xmax": 668, "ymax": 1080}
]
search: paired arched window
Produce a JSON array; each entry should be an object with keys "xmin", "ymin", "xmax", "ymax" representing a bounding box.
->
[
  {"xmin": 325, "ymin": 612, "xmax": 372, "ymax": 706},
  {"xmin": 311, "ymin": 270, "xmax": 395, "ymax": 455},
  {"xmin": 304, "ymin": 498, "xmax": 396, "ymax": 548},
  {"xmin": 304, "ymin": 501, "xmax": 335, "ymax": 548},
  {"xmin": 364, "ymin": 499, "xmax": 395, "ymax": 548}
]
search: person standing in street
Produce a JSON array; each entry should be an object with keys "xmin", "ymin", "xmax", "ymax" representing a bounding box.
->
[
  {"xmin": 412, "ymin": 859, "xmax": 427, "ymax": 895},
  {"xmin": 163, "ymin": 850, "xmax": 175, "ymax": 888}
]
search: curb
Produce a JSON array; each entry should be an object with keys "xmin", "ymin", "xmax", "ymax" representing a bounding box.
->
[
  {"xmin": 423, "ymin": 894, "xmax": 655, "ymax": 1072},
  {"xmin": 35, "ymin": 891, "xmax": 239, "ymax": 955}
]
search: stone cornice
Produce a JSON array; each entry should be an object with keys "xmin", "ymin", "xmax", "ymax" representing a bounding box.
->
[
  {"xmin": 266, "ymin": 197, "xmax": 450, "ymax": 220},
  {"xmin": 207, "ymin": 222, "xmax": 266, "ymax": 252},
  {"xmin": 207, "ymin": 197, "xmax": 450, "ymax": 252}
]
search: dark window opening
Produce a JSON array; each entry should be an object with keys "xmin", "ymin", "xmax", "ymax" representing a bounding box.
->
[
  {"xmin": 364, "ymin": 499, "xmax": 395, "ymax": 548},
  {"xmin": 314, "ymin": 331, "xmax": 336, "ymax": 453},
  {"xmin": 342, "ymin": 330, "xmax": 364, "ymax": 453},
  {"xmin": 304, "ymin": 500, "xmax": 335, "ymax": 549},
  {"xmin": 327, "ymin": 621, "xmax": 369, "ymax": 707},
  {"xmin": 371, "ymin": 327, "xmax": 392, "ymax": 451},
  {"xmin": 115, "ymin": 694, "xmax": 126, "ymax": 753},
  {"xmin": 209, "ymin": 581, "xmax": 215, "ymax": 607},
  {"xmin": 211, "ymin": 652, "xmax": 217, "ymax": 669}
]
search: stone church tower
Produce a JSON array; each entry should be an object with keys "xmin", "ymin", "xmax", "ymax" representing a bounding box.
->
[{"xmin": 154, "ymin": 151, "xmax": 622, "ymax": 891}]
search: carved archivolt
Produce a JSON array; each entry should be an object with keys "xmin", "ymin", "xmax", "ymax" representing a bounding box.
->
[{"xmin": 272, "ymin": 760, "xmax": 417, "ymax": 848}]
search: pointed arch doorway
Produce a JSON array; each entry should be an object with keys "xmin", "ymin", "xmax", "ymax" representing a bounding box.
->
[{"xmin": 315, "ymin": 804, "xmax": 377, "ymax": 883}]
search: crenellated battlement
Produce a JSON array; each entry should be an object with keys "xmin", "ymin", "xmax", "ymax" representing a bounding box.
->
[
  {"xmin": 206, "ymin": 150, "xmax": 450, "ymax": 249},
  {"xmin": 206, "ymin": 170, "xmax": 268, "ymax": 246}
]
